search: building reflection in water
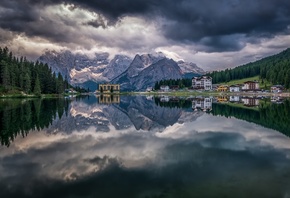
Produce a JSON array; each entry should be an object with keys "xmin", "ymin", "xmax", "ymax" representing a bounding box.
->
[
  {"xmin": 192, "ymin": 97, "xmax": 212, "ymax": 111},
  {"xmin": 229, "ymin": 95, "xmax": 240, "ymax": 102},
  {"xmin": 241, "ymin": 97, "xmax": 260, "ymax": 106},
  {"xmin": 98, "ymin": 94, "xmax": 120, "ymax": 104},
  {"xmin": 271, "ymin": 96, "xmax": 284, "ymax": 104},
  {"xmin": 216, "ymin": 96, "xmax": 228, "ymax": 103},
  {"xmin": 216, "ymin": 95, "xmax": 260, "ymax": 107}
]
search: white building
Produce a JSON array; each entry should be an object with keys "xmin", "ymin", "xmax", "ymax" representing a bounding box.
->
[
  {"xmin": 229, "ymin": 85, "xmax": 240, "ymax": 92},
  {"xmin": 192, "ymin": 76, "xmax": 212, "ymax": 90},
  {"xmin": 160, "ymin": 85, "xmax": 169, "ymax": 92},
  {"xmin": 146, "ymin": 87, "xmax": 153, "ymax": 92}
]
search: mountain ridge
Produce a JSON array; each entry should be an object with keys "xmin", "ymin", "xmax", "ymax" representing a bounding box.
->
[{"xmin": 38, "ymin": 50, "xmax": 205, "ymax": 91}]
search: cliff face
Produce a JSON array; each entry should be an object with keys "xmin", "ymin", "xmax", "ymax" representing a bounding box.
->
[
  {"xmin": 38, "ymin": 50, "xmax": 132, "ymax": 89},
  {"xmin": 112, "ymin": 57, "xmax": 183, "ymax": 91}
]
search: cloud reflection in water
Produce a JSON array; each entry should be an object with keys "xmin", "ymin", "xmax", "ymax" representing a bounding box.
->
[{"xmin": 0, "ymin": 96, "xmax": 290, "ymax": 197}]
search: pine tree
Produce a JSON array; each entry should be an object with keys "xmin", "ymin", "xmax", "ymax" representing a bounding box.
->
[
  {"xmin": 1, "ymin": 60, "xmax": 10, "ymax": 90},
  {"xmin": 23, "ymin": 73, "xmax": 31, "ymax": 94},
  {"xmin": 56, "ymin": 73, "xmax": 64, "ymax": 94},
  {"xmin": 33, "ymin": 75, "xmax": 41, "ymax": 96}
]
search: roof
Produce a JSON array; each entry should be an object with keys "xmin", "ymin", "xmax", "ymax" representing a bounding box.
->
[
  {"xmin": 271, "ymin": 85, "xmax": 284, "ymax": 88},
  {"xmin": 192, "ymin": 76, "xmax": 212, "ymax": 80}
]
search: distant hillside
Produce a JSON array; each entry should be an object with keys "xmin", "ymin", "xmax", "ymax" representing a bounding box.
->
[{"xmin": 210, "ymin": 48, "xmax": 290, "ymax": 88}]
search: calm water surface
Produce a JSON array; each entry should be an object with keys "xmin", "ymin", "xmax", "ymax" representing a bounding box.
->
[{"xmin": 1, "ymin": 95, "xmax": 290, "ymax": 198}]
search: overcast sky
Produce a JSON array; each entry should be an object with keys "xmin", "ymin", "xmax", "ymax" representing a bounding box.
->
[{"xmin": 0, "ymin": 0, "xmax": 290, "ymax": 71}]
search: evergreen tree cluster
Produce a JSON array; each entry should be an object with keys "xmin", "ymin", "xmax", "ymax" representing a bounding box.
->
[
  {"xmin": 154, "ymin": 79, "xmax": 192, "ymax": 90},
  {"xmin": 209, "ymin": 48, "xmax": 290, "ymax": 88},
  {"xmin": 0, "ymin": 47, "xmax": 70, "ymax": 95},
  {"xmin": 0, "ymin": 99, "xmax": 69, "ymax": 147}
]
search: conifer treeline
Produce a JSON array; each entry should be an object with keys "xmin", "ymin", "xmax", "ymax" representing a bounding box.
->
[
  {"xmin": 0, "ymin": 47, "xmax": 69, "ymax": 95},
  {"xmin": 209, "ymin": 48, "xmax": 290, "ymax": 88},
  {"xmin": 154, "ymin": 79, "xmax": 192, "ymax": 90}
]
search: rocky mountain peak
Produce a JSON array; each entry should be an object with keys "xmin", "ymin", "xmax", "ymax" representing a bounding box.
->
[
  {"xmin": 127, "ymin": 53, "xmax": 166, "ymax": 78},
  {"xmin": 112, "ymin": 57, "xmax": 183, "ymax": 91},
  {"xmin": 102, "ymin": 55, "xmax": 132, "ymax": 80},
  {"xmin": 177, "ymin": 60, "xmax": 205, "ymax": 74}
]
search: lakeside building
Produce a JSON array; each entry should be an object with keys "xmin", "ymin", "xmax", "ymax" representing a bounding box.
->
[
  {"xmin": 217, "ymin": 85, "xmax": 229, "ymax": 92},
  {"xmin": 170, "ymin": 85, "xmax": 179, "ymax": 90},
  {"xmin": 146, "ymin": 87, "xmax": 153, "ymax": 92},
  {"xmin": 98, "ymin": 84, "xmax": 120, "ymax": 93},
  {"xmin": 229, "ymin": 85, "xmax": 240, "ymax": 92},
  {"xmin": 160, "ymin": 85, "xmax": 170, "ymax": 92},
  {"xmin": 271, "ymin": 85, "xmax": 284, "ymax": 93},
  {"xmin": 192, "ymin": 76, "xmax": 212, "ymax": 90},
  {"xmin": 242, "ymin": 81, "xmax": 260, "ymax": 91},
  {"xmin": 65, "ymin": 88, "xmax": 77, "ymax": 94}
]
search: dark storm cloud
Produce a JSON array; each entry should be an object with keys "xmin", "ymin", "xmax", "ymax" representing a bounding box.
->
[
  {"xmin": 0, "ymin": 1, "xmax": 40, "ymax": 30},
  {"xmin": 65, "ymin": 0, "xmax": 156, "ymax": 23},
  {"xmin": 0, "ymin": 0, "xmax": 290, "ymax": 52},
  {"xmin": 0, "ymin": 0, "xmax": 49, "ymax": 38},
  {"xmin": 65, "ymin": 0, "xmax": 290, "ymax": 51}
]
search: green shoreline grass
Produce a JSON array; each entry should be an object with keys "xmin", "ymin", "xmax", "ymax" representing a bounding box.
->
[{"xmin": 121, "ymin": 90, "xmax": 290, "ymax": 97}]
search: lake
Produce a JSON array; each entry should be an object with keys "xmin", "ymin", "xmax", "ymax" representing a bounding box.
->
[{"xmin": 1, "ymin": 95, "xmax": 290, "ymax": 198}]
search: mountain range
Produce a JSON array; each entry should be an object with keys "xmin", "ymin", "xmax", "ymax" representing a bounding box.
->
[
  {"xmin": 38, "ymin": 50, "xmax": 205, "ymax": 91},
  {"xmin": 46, "ymin": 95, "xmax": 204, "ymax": 134}
]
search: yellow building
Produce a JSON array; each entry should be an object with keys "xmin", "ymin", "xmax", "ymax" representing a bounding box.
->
[
  {"xmin": 99, "ymin": 84, "xmax": 120, "ymax": 93},
  {"xmin": 217, "ymin": 85, "xmax": 229, "ymax": 92}
]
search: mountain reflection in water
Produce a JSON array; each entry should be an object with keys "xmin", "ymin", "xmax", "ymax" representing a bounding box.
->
[{"xmin": 0, "ymin": 95, "xmax": 290, "ymax": 198}]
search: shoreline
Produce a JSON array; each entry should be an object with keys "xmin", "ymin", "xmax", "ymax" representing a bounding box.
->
[
  {"xmin": 123, "ymin": 91, "xmax": 290, "ymax": 98},
  {"xmin": 1, "ymin": 91, "xmax": 290, "ymax": 99}
]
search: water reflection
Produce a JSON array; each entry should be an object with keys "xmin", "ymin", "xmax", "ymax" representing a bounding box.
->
[
  {"xmin": 1, "ymin": 95, "xmax": 290, "ymax": 197},
  {"xmin": 0, "ymin": 98, "xmax": 69, "ymax": 146},
  {"xmin": 1, "ymin": 95, "xmax": 290, "ymax": 145},
  {"xmin": 98, "ymin": 94, "xmax": 120, "ymax": 104}
]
